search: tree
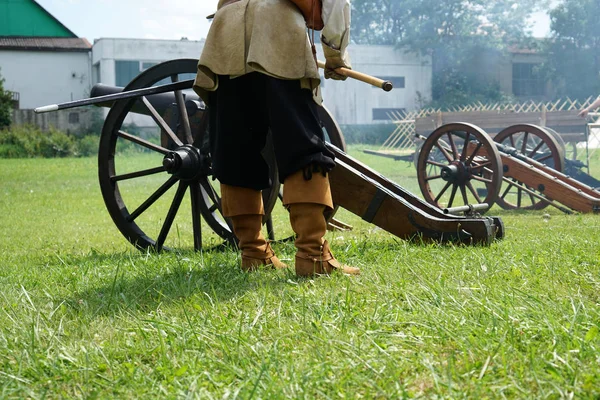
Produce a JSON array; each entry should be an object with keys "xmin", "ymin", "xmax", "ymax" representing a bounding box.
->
[
  {"xmin": 351, "ymin": 0, "xmax": 547, "ymax": 108},
  {"xmin": 0, "ymin": 68, "xmax": 12, "ymax": 129},
  {"xmin": 542, "ymin": 0, "xmax": 600, "ymax": 100}
]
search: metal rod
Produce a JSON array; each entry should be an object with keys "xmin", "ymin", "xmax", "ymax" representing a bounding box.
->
[
  {"xmin": 34, "ymin": 79, "xmax": 195, "ymax": 113},
  {"xmin": 443, "ymin": 203, "xmax": 489, "ymax": 215}
]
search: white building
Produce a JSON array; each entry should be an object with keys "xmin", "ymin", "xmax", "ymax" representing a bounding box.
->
[
  {"xmin": 0, "ymin": 37, "xmax": 92, "ymax": 110},
  {"xmin": 91, "ymin": 38, "xmax": 205, "ymax": 87},
  {"xmin": 317, "ymin": 45, "xmax": 432, "ymax": 125}
]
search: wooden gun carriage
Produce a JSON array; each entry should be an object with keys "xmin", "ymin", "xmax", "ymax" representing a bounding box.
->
[
  {"xmin": 36, "ymin": 59, "xmax": 503, "ymax": 251},
  {"xmin": 415, "ymin": 121, "xmax": 600, "ymax": 214}
]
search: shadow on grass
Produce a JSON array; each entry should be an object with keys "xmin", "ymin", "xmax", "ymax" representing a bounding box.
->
[{"xmin": 60, "ymin": 244, "xmax": 297, "ymax": 318}]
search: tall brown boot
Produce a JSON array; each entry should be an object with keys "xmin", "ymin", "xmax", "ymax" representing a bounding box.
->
[
  {"xmin": 221, "ymin": 184, "xmax": 288, "ymax": 271},
  {"xmin": 283, "ymin": 170, "xmax": 360, "ymax": 277}
]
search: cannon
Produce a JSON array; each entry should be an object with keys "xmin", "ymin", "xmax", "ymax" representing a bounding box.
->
[
  {"xmin": 416, "ymin": 122, "xmax": 600, "ymax": 214},
  {"xmin": 36, "ymin": 59, "xmax": 503, "ymax": 251}
]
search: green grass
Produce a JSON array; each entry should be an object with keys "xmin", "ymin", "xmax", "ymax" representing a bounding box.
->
[{"xmin": 1, "ymin": 147, "xmax": 600, "ymax": 398}]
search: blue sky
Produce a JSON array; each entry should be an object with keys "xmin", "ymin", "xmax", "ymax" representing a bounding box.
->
[
  {"xmin": 36, "ymin": 0, "xmax": 220, "ymax": 42},
  {"xmin": 35, "ymin": 0, "xmax": 551, "ymax": 43}
]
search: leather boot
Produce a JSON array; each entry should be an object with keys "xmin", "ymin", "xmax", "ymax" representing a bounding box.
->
[
  {"xmin": 221, "ymin": 184, "xmax": 287, "ymax": 271},
  {"xmin": 283, "ymin": 169, "xmax": 360, "ymax": 277}
]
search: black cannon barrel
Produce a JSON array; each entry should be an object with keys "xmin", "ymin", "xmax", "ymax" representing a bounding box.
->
[{"xmin": 90, "ymin": 83, "xmax": 203, "ymax": 116}]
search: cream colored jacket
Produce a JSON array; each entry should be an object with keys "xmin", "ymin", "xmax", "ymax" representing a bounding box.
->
[{"xmin": 193, "ymin": 0, "xmax": 351, "ymax": 103}]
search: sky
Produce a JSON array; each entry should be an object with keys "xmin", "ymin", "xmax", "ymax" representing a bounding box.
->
[
  {"xmin": 36, "ymin": 0, "xmax": 221, "ymax": 42},
  {"xmin": 35, "ymin": 0, "xmax": 552, "ymax": 43}
]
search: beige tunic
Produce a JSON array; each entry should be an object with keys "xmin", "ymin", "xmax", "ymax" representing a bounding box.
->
[{"xmin": 193, "ymin": 0, "xmax": 351, "ymax": 103}]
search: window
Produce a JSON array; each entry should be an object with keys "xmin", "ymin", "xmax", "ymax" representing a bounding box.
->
[
  {"xmin": 372, "ymin": 108, "xmax": 406, "ymax": 121},
  {"xmin": 115, "ymin": 61, "xmax": 142, "ymax": 87},
  {"xmin": 115, "ymin": 60, "xmax": 164, "ymax": 87},
  {"xmin": 512, "ymin": 63, "xmax": 545, "ymax": 97},
  {"xmin": 374, "ymin": 76, "xmax": 405, "ymax": 89}
]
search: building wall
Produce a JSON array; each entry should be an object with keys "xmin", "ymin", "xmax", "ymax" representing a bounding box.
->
[
  {"xmin": 92, "ymin": 38, "xmax": 205, "ymax": 86},
  {"xmin": 12, "ymin": 107, "xmax": 95, "ymax": 135},
  {"xmin": 316, "ymin": 45, "xmax": 432, "ymax": 125},
  {"xmin": 0, "ymin": 50, "xmax": 91, "ymax": 109}
]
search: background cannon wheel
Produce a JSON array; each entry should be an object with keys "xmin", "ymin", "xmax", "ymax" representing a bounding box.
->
[
  {"xmin": 98, "ymin": 59, "xmax": 279, "ymax": 251},
  {"xmin": 493, "ymin": 124, "xmax": 565, "ymax": 211},
  {"xmin": 417, "ymin": 123, "xmax": 503, "ymax": 211}
]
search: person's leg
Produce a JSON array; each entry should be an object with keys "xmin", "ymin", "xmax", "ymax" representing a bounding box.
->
[
  {"xmin": 209, "ymin": 74, "xmax": 286, "ymax": 271},
  {"xmin": 220, "ymin": 184, "xmax": 287, "ymax": 271},
  {"xmin": 263, "ymin": 78, "xmax": 359, "ymax": 276}
]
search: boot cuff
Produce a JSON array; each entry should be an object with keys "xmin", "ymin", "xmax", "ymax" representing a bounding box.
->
[
  {"xmin": 221, "ymin": 184, "xmax": 265, "ymax": 217},
  {"xmin": 282, "ymin": 169, "xmax": 334, "ymax": 209}
]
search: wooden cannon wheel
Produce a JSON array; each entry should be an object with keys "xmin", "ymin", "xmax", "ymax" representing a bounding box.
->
[
  {"xmin": 416, "ymin": 123, "xmax": 503, "ymax": 211},
  {"xmin": 493, "ymin": 124, "xmax": 565, "ymax": 211},
  {"xmin": 97, "ymin": 59, "xmax": 347, "ymax": 251}
]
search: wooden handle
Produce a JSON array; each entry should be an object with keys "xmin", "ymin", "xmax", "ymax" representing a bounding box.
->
[{"xmin": 317, "ymin": 60, "xmax": 393, "ymax": 92}]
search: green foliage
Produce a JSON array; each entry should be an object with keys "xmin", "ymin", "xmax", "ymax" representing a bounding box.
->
[
  {"xmin": 0, "ymin": 68, "xmax": 13, "ymax": 129},
  {"xmin": 0, "ymin": 124, "xmax": 100, "ymax": 158},
  {"xmin": 541, "ymin": 0, "xmax": 600, "ymax": 99}
]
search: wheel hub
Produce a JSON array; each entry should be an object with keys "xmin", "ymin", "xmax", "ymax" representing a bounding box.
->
[
  {"xmin": 440, "ymin": 162, "xmax": 471, "ymax": 184},
  {"xmin": 162, "ymin": 145, "xmax": 210, "ymax": 180}
]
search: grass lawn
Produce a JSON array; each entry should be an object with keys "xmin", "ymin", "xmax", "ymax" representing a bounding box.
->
[{"xmin": 1, "ymin": 146, "xmax": 599, "ymax": 398}]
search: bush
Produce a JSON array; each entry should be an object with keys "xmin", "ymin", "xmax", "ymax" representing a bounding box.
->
[
  {"xmin": 0, "ymin": 125, "xmax": 77, "ymax": 158},
  {"xmin": 0, "ymin": 69, "xmax": 12, "ymax": 130},
  {"xmin": 74, "ymin": 135, "xmax": 100, "ymax": 157}
]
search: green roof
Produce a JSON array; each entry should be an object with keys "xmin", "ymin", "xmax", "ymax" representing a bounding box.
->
[{"xmin": 0, "ymin": 0, "xmax": 77, "ymax": 37}]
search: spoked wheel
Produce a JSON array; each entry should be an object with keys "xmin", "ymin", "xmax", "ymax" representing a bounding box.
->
[
  {"xmin": 417, "ymin": 123, "xmax": 503, "ymax": 211},
  {"xmin": 98, "ymin": 59, "xmax": 279, "ymax": 251},
  {"xmin": 493, "ymin": 124, "xmax": 565, "ymax": 210}
]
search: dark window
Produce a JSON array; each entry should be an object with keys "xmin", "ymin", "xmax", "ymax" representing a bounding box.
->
[
  {"xmin": 142, "ymin": 62, "xmax": 157, "ymax": 71},
  {"xmin": 512, "ymin": 63, "xmax": 545, "ymax": 97},
  {"xmin": 115, "ymin": 60, "xmax": 141, "ymax": 87},
  {"xmin": 374, "ymin": 76, "xmax": 405, "ymax": 89},
  {"xmin": 372, "ymin": 108, "xmax": 406, "ymax": 121},
  {"xmin": 68, "ymin": 112, "xmax": 80, "ymax": 124}
]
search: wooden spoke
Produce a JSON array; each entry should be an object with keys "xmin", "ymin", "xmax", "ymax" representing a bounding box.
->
[
  {"xmin": 470, "ymin": 160, "xmax": 493, "ymax": 171},
  {"xmin": 111, "ymin": 166, "xmax": 166, "ymax": 182},
  {"xmin": 434, "ymin": 181, "xmax": 452, "ymax": 203},
  {"xmin": 447, "ymin": 184, "xmax": 458, "ymax": 208},
  {"xmin": 141, "ymin": 96, "xmax": 183, "ymax": 147},
  {"xmin": 466, "ymin": 142, "xmax": 483, "ymax": 164},
  {"xmin": 426, "ymin": 160, "xmax": 448, "ymax": 168},
  {"xmin": 189, "ymin": 183, "xmax": 203, "ymax": 251},
  {"xmin": 466, "ymin": 181, "xmax": 483, "ymax": 203},
  {"xmin": 425, "ymin": 174, "xmax": 442, "ymax": 182},
  {"xmin": 127, "ymin": 176, "xmax": 178, "ymax": 222},
  {"xmin": 171, "ymin": 74, "xmax": 194, "ymax": 144},
  {"xmin": 118, "ymin": 130, "xmax": 169, "ymax": 154},
  {"xmin": 471, "ymin": 175, "xmax": 494, "ymax": 184},
  {"xmin": 460, "ymin": 185, "xmax": 469, "ymax": 206},
  {"xmin": 460, "ymin": 131, "xmax": 471, "ymax": 162},
  {"xmin": 520, "ymin": 132, "xmax": 529, "ymax": 154},
  {"xmin": 156, "ymin": 181, "xmax": 188, "ymax": 251},
  {"xmin": 527, "ymin": 140, "xmax": 545, "ymax": 158},
  {"xmin": 447, "ymin": 132, "xmax": 459, "ymax": 159},
  {"xmin": 434, "ymin": 141, "xmax": 454, "ymax": 162}
]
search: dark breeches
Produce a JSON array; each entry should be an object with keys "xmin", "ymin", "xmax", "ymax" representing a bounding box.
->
[{"xmin": 208, "ymin": 73, "xmax": 335, "ymax": 190}]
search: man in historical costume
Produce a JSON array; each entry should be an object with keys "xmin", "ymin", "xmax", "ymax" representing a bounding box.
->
[{"xmin": 193, "ymin": 0, "xmax": 360, "ymax": 276}]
